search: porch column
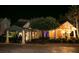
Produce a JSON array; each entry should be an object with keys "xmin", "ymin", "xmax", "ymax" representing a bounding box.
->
[
  {"xmin": 32, "ymin": 32, "xmax": 35, "ymax": 39},
  {"xmin": 73, "ymin": 31, "xmax": 76, "ymax": 38},
  {"xmin": 22, "ymin": 30, "xmax": 25, "ymax": 44},
  {"xmin": 6, "ymin": 30, "xmax": 9, "ymax": 43},
  {"xmin": 67, "ymin": 32, "xmax": 70, "ymax": 39},
  {"xmin": 54, "ymin": 30, "xmax": 57, "ymax": 39},
  {"xmin": 28, "ymin": 31, "xmax": 31, "ymax": 41},
  {"xmin": 34, "ymin": 32, "xmax": 35, "ymax": 39},
  {"xmin": 29, "ymin": 31, "xmax": 32, "ymax": 41}
]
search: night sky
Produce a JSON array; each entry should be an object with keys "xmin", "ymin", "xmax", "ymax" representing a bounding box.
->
[{"xmin": 0, "ymin": 5, "xmax": 71, "ymax": 22}]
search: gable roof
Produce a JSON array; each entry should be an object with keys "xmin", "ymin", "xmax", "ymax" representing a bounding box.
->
[
  {"xmin": 23, "ymin": 21, "xmax": 30, "ymax": 28},
  {"xmin": 57, "ymin": 21, "xmax": 77, "ymax": 31},
  {"xmin": 15, "ymin": 19, "xmax": 29, "ymax": 27}
]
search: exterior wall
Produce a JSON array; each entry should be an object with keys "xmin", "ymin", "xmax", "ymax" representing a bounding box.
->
[
  {"xmin": 48, "ymin": 21, "xmax": 77, "ymax": 39},
  {"xmin": 49, "ymin": 30, "xmax": 55, "ymax": 39},
  {"xmin": 18, "ymin": 30, "xmax": 42, "ymax": 41},
  {"xmin": 43, "ymin": 31, "xmax": 49, "ymax": 38},
  {"xmin": 49, "ymin": 28, "xmax": 77, "ymax": 39},
  {"xmin": 56, "ymin": 29, "xmax": 63, "ymax": 38}
]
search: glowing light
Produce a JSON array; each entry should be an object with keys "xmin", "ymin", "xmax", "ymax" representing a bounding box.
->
[{"xmin": 19, "ymin": 32, "xmax": 22, "ymax": 36}]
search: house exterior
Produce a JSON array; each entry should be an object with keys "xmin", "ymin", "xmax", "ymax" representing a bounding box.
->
[
  {"xmin": 5, "ymin": 21, "xmax": 78, "ymax": 44},
  {"xmin": 49, "ymin": 21, "xmax": 77, "ymax": 39},
  {"xmin": 18, "ymin": 22, "xmax": 42, "ymax": 44},
  {"xmin": 8, "ymin": 25, "xmax": 22, "ymax": 37},
  {"xmin": 5, "ymin": 21, "xmax": 36, "ymax": 44}
]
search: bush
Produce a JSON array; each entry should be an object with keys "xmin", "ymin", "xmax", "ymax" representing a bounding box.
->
[{"xmin": 0, "ymin": 35, "xmax": 6, "ymax": 43}]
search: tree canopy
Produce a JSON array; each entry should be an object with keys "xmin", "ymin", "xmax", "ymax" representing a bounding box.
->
[
  {"xmin": 65, "ymin": 6, "xmax": 79, "ymax": 24},
  {"xmin": 30, "ymin": 17, "xmax": 59, "ymax": 30}
]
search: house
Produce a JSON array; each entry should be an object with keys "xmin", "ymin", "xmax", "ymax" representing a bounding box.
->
[
  {"xmin": 6, "ymin": 25, "xmax": 23, "ymax": 43},
  {"xmin": 5, "ymin": 21, "xmax": 32, "ymax": 44},
  {"xmin": 9, "ymin": 25, "xmax": 22, "ymax": 37},
  {"xmin": 49, "ymin": 21, "xmax": 77, "ymax": 39},
  {"xmin": 17, "ymin": 21, "xmax": 42, "ymax": 44},
  {"xmin": 5, "ymin": 19, "xmax": 42, "ymax": 44},
  {"xmin": 15, "ymin": 19, "xmax": 29, "ymax": 28}
]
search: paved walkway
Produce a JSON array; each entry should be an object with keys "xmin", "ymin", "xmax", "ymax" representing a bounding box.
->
[{"xmin": 0, "ymin": 43, "xmax": 79, "ymax": 53}]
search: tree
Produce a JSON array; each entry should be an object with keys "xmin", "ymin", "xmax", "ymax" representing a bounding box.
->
[
  {"xmin": 65, "ymin": 6, "xmax": 79, "ymax": 38},
  {"xmin": 30, "ymin": 17, "xmax": 59, "ymax": 30},
  {"xmin": 59, "ymin": 14, "xmax": 69, "ymax": 23}
]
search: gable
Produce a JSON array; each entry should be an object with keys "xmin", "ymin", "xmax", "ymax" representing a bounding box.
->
[
  {"xmin": 23, "ymin": 22, "xmax": 30, "ymax": 28},
  {"xmin": 58, "ymin": 21, "xmax": 77, "ymax": 30}
]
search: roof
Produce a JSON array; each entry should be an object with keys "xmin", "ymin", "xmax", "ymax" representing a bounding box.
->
[
  {"xmin": 15, "ymin": 19, "xmax": 29, "ymax": 27},
  {"xmin": 57, "ymin": 21, "xmax": 77, "ymax": 32},
  {"xmin": 9, "ymin": 25, "xmax": 22, "ymax": 32},
  {"xmin": 23, "ymin": 21, "xmax": 30, "ymax": 28}
]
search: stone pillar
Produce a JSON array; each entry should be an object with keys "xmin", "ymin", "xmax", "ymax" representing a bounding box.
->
[
  {"xmin": 6, "ymin": 30, "xmax": 9, "ymax": 43},
  {"xmin": 22, "ymin": 30, "xmax": 25, "ymax": 44},
  {"xmin": 73, "ymin": 31, "xmax": 76, "ymax": 38}
]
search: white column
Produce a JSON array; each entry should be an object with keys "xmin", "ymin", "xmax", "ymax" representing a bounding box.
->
[
  {"xmin": 73, "ymin": 31, "xmax": 76, "ymax": 38},
  {"xmin": 29, "ymin": 31, "xmax": 32, "ymax": 41},
  {"xmin": 32, "ymin": 32, "xmax": 35, "ymax": 39},
  {"xmin": 26, "ymin": 32, "xmax": 29, "ymax": 41},
  {"xmin": 67, "ymin": 33, "xmax": 70, "ymax": 39},
  {"xmin": 28, "ymin": 31, "xmax": 31, "ymax": 41},
  {"xmin": 22, "ymin": 30, "xmax": 25, "ymax": 44},
  {"xmin": 6, "ymin": 30, "xmax": 9, "ymax": 43}
]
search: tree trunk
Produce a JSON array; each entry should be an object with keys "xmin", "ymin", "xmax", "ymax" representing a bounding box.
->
[{"xmin": 76, "ymin": 18, "xmax": 79, "ymax": 38}]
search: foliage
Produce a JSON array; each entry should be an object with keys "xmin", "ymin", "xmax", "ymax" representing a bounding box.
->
[
  {"xmin": 65, "ymin": 6, "xmax": 79, "ymax": 24},
  {"xmin": 30, "ymin": 17, "xmax": 59, "ymax": 30}
]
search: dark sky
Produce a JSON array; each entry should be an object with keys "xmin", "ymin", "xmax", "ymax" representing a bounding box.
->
[{"xmin": 0, "ymin": 5, "xmax": 71, "ymax": 20}]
